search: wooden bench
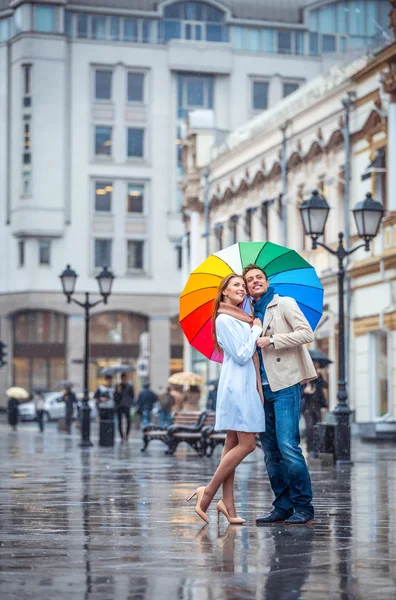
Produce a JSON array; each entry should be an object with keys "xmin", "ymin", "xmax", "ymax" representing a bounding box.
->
[
  {"xmin": 141, "ymin": 411, "xmax": 203, "ymax": 453},
  {"xmin": 166, "ymin": 412, "xmax": 216, "ymax": 456}
]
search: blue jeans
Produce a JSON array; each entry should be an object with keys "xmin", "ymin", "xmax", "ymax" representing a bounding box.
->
[
  {"xmin": 259, "ymin": 383, "xmax": 314, "ymax": 518},
  {"xmin": 159, "ymin": 409, "xmax": 172, "ymax": 429},
  {"xmin": 141, "ymin": 409, "xmax": 151, "ymax": 429}
]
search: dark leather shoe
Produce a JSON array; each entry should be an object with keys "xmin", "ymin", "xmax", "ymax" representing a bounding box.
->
[
  {"xmin": 256, "ymin": 509, "xmax": 292, "ymax": 525},
  {"xmin": 284, "ymin": 512, "xmax": 314, "ymax": 525}
]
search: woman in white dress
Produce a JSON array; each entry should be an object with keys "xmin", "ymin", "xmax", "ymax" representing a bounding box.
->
[{"xmin": 187, "ymin": 274, "xmax": 265, "ymax": 524}]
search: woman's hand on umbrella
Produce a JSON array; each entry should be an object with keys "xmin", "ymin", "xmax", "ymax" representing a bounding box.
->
[{"xmin": 253, "ymin": 318, "xmax": 262, "ymax": 328}]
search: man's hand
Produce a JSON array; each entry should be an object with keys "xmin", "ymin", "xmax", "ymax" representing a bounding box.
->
[{"xmin": 257, "ymin": 336, "xmax": 271, "ymax": 349}]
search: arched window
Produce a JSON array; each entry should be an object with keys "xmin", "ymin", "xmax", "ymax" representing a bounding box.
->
[
  {"xmin": 12, "ymin": 310, "xmax": 67, "ymax": 391},
  {"xmin": 161, "ymin": 1, "xmax": 227, "ymax": 42}
]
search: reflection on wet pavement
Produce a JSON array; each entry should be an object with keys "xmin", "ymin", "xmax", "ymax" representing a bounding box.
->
[{"xmin": 1, "ymin": 421, "xmax": 396, "ymax": 599}]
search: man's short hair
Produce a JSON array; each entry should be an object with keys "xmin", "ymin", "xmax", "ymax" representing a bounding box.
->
[{"xmin": 242, "ymin": 264, "xmax": 268, "ymax": 279}]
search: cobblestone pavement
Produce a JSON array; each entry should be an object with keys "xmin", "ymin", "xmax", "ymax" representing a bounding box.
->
[{"xmin": 1, "ymin": 418, "xmax": 396, "ymax": 600}]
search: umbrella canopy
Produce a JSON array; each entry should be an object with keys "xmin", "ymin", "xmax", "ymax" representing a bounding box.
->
[
  {"xmin": 6, "ymin": 387, "xmax": 29, "ymax": 400},
  {"xmin": 180, "ymin": 241, "xmax": 324, "ymax": 362},
  {"xmin": 308, "ymin": 349, "xmax": 333, "ymax": 367},
  {"xmin": 100, "ymin": 365, "xmax": 134, "ymax": 377},
  {"xmin": 168, "ymin": 371, "xmax": 203, "ymax": 386},
  {"xmin": 53, "ymin": 380, "xmax": 75, "ymax": 391}
]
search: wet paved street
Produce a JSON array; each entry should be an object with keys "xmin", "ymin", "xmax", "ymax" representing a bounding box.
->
[{"xmin": 1, "ymin": 419, "xmax": 396, "ymax": 600}]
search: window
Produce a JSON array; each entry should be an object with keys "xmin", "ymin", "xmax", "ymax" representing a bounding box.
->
[
  {"xmin": 278, "ymin": 30, "xmax": 292, "ymax": 54},
  {"xmin": 34, "ymin": 5, "xmax": 56, "ymax": 33},
  {"xmin": 39, "ymin": 240, "xmax": 51, "ymax": 265},
  {"xmin": 206, "ymin": 23, "xmax": 223, "ymax": 42},
  {"xmin": 246, "ymin": 28, "xmax": 260, "ymax": 51},
  {"xmin": 95, "ymin": 126, "xmax": 112, "ymax": 156},
  {"xmin": 187, "ymin": 78, "xmax": 204, "ymax": 106},
  {"xmin": 309, "ymin": 32, "xmax": 319, "ymax": 55},
  {"xmin": 95, "ymin": 239, "xmax": 112, "ymax": 268},
  {"xmin": 92, "ymin": 15, "xmax": 106, "ymax": 40},
  {"xmin": 0, "ymin": 18, "xmax": 10, "ymax": 42},
  {"xmin": 95, "ymin": 181, "xmax": 112, "ymax": 212},
  {"xmin": 127, "ymin": 73, "xmax": 144, "ymax": 103},
  {"xmin": 95, "ymin": 70, "xmax": 112, "ymax": 101},
  {"xmin": 127, "ymin": 128, "xmax": 144, "ymax": 158},
  {"xmin": 283, "ymin": 82, "xmax": 299, "ymax": 97},
  {"xmin": 77, "ymin": 13, "xmax": 88, "ymax": 38},
  {"xmin": 18, "ymin": 241, "xmax": 25, "ymax": 267},
  {"xmin": 127, "ymin": 184, "xmax": 144, "ymax": 213},
  {"xmin": 124, "ymin": 18, "xmax": 138, "ymax": 42},
  {"xmin": 127, "ymin": 240, "xmax": 144, "ymax": 270},
  {"xmin": 163, "ymin": 20, "xmax": 181, "ymax": 41},
  {"xmin": 142, "ymin": 19, "xmax": 153, "ymax": 43},
  {"xmin": 177, "ymin": 74, "xmax": 213, "ymax": 118},
  {"xmin": 371, "ymin": 331, "xmax": 390, "ymax": 419},
  {"xmin": 322, "ymin": 34, "xmax": 336, "ymax": 53},
  {"xmin": 261, "ymin": 202, "xmax": 269, "ymax": 241},
  {"xmin": 14, "ymin": 6, "xmax": 23, "ymax": 34},
  {"xmin": 23, "ymin": 171, "xmax": 31, "ymax": 195},
  {"xmin": 110, "ymin": 16, "xmax": 120, "ymax": 40},
  {"xmin": 65, "ymin": 11, "xmax": 73, "ymax": 36},
  {"xmin": 22, "ymin": 65, "xmax": 31, "ymax": 95},
  {"xmin": 252, "ymin": 81, "xmax": 268, "ymax": 111}
]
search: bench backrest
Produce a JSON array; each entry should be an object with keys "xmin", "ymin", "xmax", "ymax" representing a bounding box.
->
[
  {"xmin": 173, "ymin": 411, "xmax": 202, "ymax": 427},
  {"xmin": 202, "ymin": 412, "xmax": 216, "ymax": 427}
]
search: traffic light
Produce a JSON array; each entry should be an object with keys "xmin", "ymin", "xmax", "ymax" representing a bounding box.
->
[{"xmin": 0, "ymin": 341, "xmax": 7, "ymax": 368}]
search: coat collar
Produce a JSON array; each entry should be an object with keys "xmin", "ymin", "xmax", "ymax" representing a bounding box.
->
[{"xmin": 267, "ymin": 294, "xmax": 280, "ymax": 309}]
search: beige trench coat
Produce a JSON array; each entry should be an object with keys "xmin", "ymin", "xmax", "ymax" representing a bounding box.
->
[{"xmin": 260, "ymin": 294, "xmax": 317, "ymax": 392}]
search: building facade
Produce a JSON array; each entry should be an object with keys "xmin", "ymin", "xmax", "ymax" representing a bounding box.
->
[
  {"xmin": 182, "ymin": 10, "xmax": 396, "ymax": 437},
  {"xmin": 0, "ymin": 0, "xmax": 391, "ymax": 405}
]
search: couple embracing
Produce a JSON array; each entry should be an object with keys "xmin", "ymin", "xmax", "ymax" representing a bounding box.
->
[{"xmin": 187, "ymin": 265, "xmax": 317, "ymax": 526}]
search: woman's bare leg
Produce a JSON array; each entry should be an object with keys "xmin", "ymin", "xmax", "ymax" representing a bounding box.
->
[
  {"xmin": 200, "ymin": 432, "xmax": 256, "ymax": 512},
  {"xmin": 221, "ymin": 431, "xmax": 238, "ymax": 517}
]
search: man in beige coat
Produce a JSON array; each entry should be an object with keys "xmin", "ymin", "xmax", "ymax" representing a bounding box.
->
[{"xmin": 243, "ymin": 264, "xmax": 316, "ymax": 525}]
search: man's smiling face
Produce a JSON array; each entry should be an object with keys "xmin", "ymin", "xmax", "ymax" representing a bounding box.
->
[{"xmin": 244, "ymin": 268, "xmax": 270, "ymax": 300}]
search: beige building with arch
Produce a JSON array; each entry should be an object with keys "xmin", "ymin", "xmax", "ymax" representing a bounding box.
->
[{"xmin": 182, "ymin": 26, "xmax": 396, "ymax": 437}]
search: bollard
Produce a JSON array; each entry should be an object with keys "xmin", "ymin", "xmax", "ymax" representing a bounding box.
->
[{"xmin": 99, "ymin": 407, "xmax": 115, "ymax": 447}]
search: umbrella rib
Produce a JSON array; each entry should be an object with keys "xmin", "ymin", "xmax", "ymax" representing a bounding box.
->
[
  {"xmin": 259, "ymin": 249, "xmax": 294, "ymax": 270},
  {"xmin": 273, "ymin": 282, "xmax": 323, "ymax": 291},
  {"xmin": 180, "ymin": 286, "xmax": 219, "ymax": 300},
  {"xmin": 296, "ymin": 301, "xmax": 323, "ymax": 316},
  {"xmin": 268, "ymin": 264, "xmax": 311, "ymax": 276}
]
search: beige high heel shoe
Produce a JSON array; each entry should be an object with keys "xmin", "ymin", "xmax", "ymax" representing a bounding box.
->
[
  {"xmin": 186, "ymin": 486, "xmax": 209, "ymax": 524},
  {"xmin": 216, "ymin": 500, "xmax": 246, "ymax": 525}
]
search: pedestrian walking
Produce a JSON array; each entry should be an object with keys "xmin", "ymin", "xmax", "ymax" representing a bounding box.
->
[
  {"xmin": 206, "ymin": 381, "xmax": 218, "ymax": 412},
  {"xmin": 186, "ymin": 274, "xmax": 265, "ymax": 525},
  {"xmin": 243, "ymin": 264, "xmax": 316, "ymax": 526},
  {"xmin": 114, "ymin": 373, "xmax": 134, "ymax": 442},
  {"xmin": 301, "ymin": 362, "xmax": 328, "ymax": 454},
  {"xmin": 7, "ymin": 397, "xmax": 19, "ymax": 431},
  {"xmin": 63, "ymin": 386, "xmax": 77, "ymax": 434},
  {"xmin": 136, "ymin": 382, "xmax": 158, "ymax": 428},
  {"xmin": 34, "ymin": 392, "xmax": 45, "ymax": 433},
  {"xmin": 94, "ymin": 375, "xmax": 115, "ymax": 409},
  {"xmin": 158, "ymin": 386, "xmax": 174, "ymax": 428}
]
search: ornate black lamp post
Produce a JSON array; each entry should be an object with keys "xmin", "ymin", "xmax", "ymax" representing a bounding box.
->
[
  {"xmin": 59, "ymin": 265, "xmax": 115, "ymax": 447},
  {"xmin": 300, "ymin": 191, "xmax": 384, "ymax": 463}
]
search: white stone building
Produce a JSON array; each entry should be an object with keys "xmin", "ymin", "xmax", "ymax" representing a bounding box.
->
[
  {"xmin": 182, "ymin": 14, "xmax": 396, "ymax": 437},
  {"xmin": 0, "ymin": 0, "xmax": 390, "ymax": 406}
]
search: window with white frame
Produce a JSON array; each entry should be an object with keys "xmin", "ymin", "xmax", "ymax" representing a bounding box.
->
[
  {"xmin": 18, "ymin": 240, "xmax": 25, "ymax": 267},
  {"xmin": 95, "ymin": 126, "xmax": 112, "ymax": 156},
  {"xmin": 127, "ymin": 128, "xmax": 144, "ymax": 158},
  {"xmin": 95, "ymin": 70, "xmax": 112, "ymax": 101},
  {"xmin": 127, "ymin": 72, "xmax": 145, "ymax": 103},
  {"xmin": 94, "ymin": 181, "xmax": 112, "ymax": 212},
  {"xmin": 371, "ymin": 330, "xmax": 390, "ymax": 419},
  {"xmin": 94, "ymin": 239, "xmax": 112, "ymax": 268},
  {"xmin": 38, "ymin": 240, "xmax": 51, "ymax": 265},
  {"xmin": 127, "ymin": 240, "xmax": 144, "ymax": 271},
  {"xmin": 127, "ymin": 184, "xmax": 144, "ymax": 213},
  {"xmin": 252, "ymin": 80, "xmax": 268, "ymax": 111},
  {"xmin": 34, "ymin": 5, "xmax": 56, "ymax": 33},
  {"xmin": 283, "ymin": 82, "xmax": 300, "ymax": 98}
]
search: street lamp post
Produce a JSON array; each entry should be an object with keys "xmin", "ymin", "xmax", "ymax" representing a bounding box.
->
[
  {"xmin": 300, "ymin": 191, "xmax": 384, "ymax": 463},
  {"xmin": 59, "ymin": 265, "xmax": 115, "ymax": 447}
]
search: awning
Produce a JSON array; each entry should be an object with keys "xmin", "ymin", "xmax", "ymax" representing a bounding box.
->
[{"xmin": 361, "ymin": 147, "xmax": 386, "ymax": 181}]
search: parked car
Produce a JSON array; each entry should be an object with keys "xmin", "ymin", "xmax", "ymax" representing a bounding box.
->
[{"xmin": 18, "ymin": 392, "xmax": 97, "ymax": 422}]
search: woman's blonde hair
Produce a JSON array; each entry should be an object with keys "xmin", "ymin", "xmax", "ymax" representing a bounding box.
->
[{"xmin": 212, "ymin": 274, "xmax": 244, "ymax": 353}]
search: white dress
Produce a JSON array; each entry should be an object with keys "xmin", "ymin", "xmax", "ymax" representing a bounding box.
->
[{"xmin": 214, "ymin": 314, "xmax": 265, "ymax": 433}]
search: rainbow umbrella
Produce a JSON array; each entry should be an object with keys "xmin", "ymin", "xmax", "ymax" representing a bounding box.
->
[{"xmin": 179, "ymin": 241, "xmax": 323, "ymax": 363}]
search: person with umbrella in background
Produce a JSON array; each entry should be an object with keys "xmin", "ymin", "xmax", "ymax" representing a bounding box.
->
[
  {"xmin": 63, "ymin": 384, "xmax": 78, "ymax": 435},
  {"xmin": 6, "ymin": 387, "xmax": 30, "ymax": 431},
  {"xmin": 136, "ymin": 382, "xmax": 158, "ymax": 428},
  {"xmin": 301, "ymin": 352, "xmax": 331, "ymax": 454},
  {"xmin": 114, "ymin": 373, "xmax": 135, "ymax": 442}
]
